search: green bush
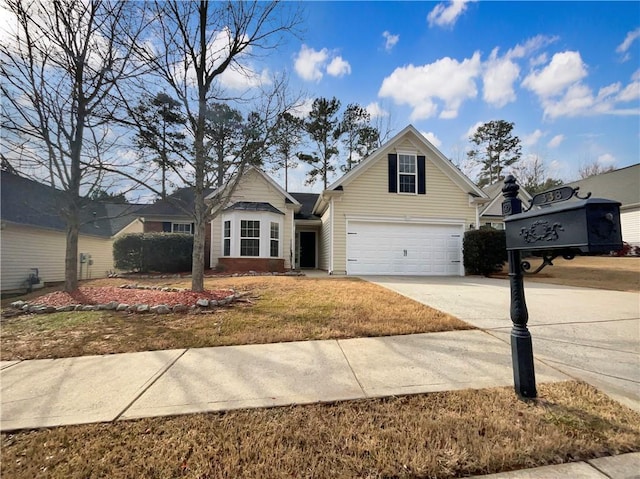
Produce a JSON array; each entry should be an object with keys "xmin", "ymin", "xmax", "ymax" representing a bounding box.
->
[
  {"xmin": 463, "ymin": 229, "xmax": 507, "ymax": 276},
  {"xmin": 113, "ymin": 233, "xmax": 193, "ymax": 273}
]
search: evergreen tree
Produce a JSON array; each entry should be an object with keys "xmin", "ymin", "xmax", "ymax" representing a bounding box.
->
[
  {"xmin": 133, "ymin": 92, "xmax": 187, "ymax": 199},
  {"xmin": 298, "ymin": 97, "xmax": 342, "ymax": 189},
  {"xmin": 270, "ymin": 112, "xmax": 303, "ymax": 191},
  {"xmin": 467, "ymin": 120, "xmax": 522, "ymax": 188},
  {"xmin": 339, "ymin": 103, "xmax": 379, "ymax": 172},
  {"xmin": 205, "ymin": 103, "xmax": 245, "ymax": 188}
]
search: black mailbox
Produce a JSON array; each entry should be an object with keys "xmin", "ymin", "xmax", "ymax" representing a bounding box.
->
[{"xmin": 505, "ymin": 197, "xmax": 622, "ymax": 255}]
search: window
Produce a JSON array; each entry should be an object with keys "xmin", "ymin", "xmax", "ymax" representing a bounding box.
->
[
  {"xmin": 270, "ymin": 222, "xmax": 279, "ymax": 257},
  {"xmin": 172, "ymin": 222, "xmax": 192, "ymax": 234},
  {"xmin": 223, "ymin": 220, "xmax": 231, "ymax": 256},
  {"xmin": 398, "ymin": 154, "xmax": 417, "ymax": 193},
  {"xmin": 240, "ymin": 220, "xmax": 260, "ymax": 256}
]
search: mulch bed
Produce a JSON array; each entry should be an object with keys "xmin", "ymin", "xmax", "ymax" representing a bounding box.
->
[{"xmin": 31, "ymin": 287, "xmax": 234, "ymax": 308}]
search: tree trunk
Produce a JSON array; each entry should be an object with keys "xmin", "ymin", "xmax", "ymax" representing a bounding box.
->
[
  {"xmin": 64, "ymin": 210, "xmax": 79, "ymax": 292},
  {"xmin": 191, "ymin": 195, "xmax": 206, "ymax": 292}
]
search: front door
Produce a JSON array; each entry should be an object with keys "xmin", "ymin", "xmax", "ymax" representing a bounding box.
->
[{"xmin": 299, "ymin": 231, "xmax": 316, "ymax": 268}]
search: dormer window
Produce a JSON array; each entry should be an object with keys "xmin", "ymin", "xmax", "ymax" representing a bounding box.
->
[{"xmin": 398, "ymin": 154, "xmax": 417, "ymax": 194}]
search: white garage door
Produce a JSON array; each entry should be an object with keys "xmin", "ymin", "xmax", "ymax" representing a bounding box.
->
[{"xmin": 346, "ymin": 221, "xmax": 463, "ymax": 275}]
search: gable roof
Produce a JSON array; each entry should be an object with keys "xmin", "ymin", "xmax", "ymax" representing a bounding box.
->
[
  {"xmin": 206, "ymin": 166, "xmax": 301, "ymax": 208},
  {"xmin": 564, "ymin": 164, "xmax": 640, "ymax": 208},
  {"xmin": 138, "ymin": 186, "xmax": 216, "ymax": 217},
  {"xmin": 325, "ymin": 124, "xmax": 488, "ymax": 200},
  {"xmin": 1, "ymin": 172, "xmax": 143, "ymax": 237},
  {"xmin": 289, "ymin": 192, "xmax": 320, "ymax": 220},
  {"xmin": 480, "ymin": 181, "xmax": 532, "ymax": 218}
]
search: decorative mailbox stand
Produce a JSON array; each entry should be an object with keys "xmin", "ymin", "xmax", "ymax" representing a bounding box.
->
[{"xmin": 501, "ymin": 176, "xmax": 622, "ymax": 398}]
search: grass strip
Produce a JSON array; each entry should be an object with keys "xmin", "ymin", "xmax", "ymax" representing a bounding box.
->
[{"xmin": 2, "ymin": 381, "xmax": 639, "ymax": 478}]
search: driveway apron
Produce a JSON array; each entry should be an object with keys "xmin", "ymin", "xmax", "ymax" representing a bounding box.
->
[{"xmin": 364, "ymin": 276, "xmax": 640, "ymax": 411}]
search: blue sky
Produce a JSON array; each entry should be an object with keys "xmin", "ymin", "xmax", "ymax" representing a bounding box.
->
[{"xmin": 266, "ymin": 1, "xmax": 640, "ymax": 192}]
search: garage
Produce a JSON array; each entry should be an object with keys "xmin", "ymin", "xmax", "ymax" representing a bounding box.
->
[{"xmin": 346, "ymin": 221, "xmax": 464, "ymax": 276}]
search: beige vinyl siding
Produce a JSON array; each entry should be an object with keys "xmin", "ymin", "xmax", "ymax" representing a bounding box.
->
[
  {"xmin": 621, "ymin": 207, "xmax": 640, "ymax": 246},
  {"xmin": 319, "ymin": 207, "xmax": 331, "ymax": 271},
  {"xmin": 114, "ymin": 219, "xmax": 143, "ymax": 237},
  {"xmin": 331, "ymin": 142, "xmax": 477, "ymax": 273},
  {"xmin": 210, "ymin": 169, "xmax": 295, "ymax": 268},
  {"xmin": 1, "ymin": 224, "xmax": 115, "ymax": 291}
]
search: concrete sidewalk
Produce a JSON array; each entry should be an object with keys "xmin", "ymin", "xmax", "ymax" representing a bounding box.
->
[{"xmin": 1, "ymin": 330, "xmax": 569, "ymax": 431}]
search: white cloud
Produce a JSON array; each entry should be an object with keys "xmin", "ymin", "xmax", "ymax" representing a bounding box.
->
[
  {"xmin": 463, "ymin": 121, "xmax": 484, "ymax": 140},
  {"xmin": 365, "ymin": 102, "xmax": 388, "ymax": 118},
  {"xmin": 326, "ymin": 56, "xmax": 351, "ymax": 77},
  {"xmin": 427, "ymin": 0, "xmax": 475, "ymax": 28},
  {"xmin": 522, "ymin": 129, "xmax": 544, "ymax": 147},
  {"xmin": 421, "ymin": 131, "xmax": 442, "ymax": 148},
  {"xmin": 547, "ymin": 134, "xmax": 564, "ymax": 148},
  {"xmin": 382, "ymin": 31, "xmax": 399, "ymax": 52},
  {"xmin": 598, "ymin": 153, "xmax": 616, "ymax": 165},
  {"xmin": 616, "ymin": 27, "xmax": 640, "ymax": 62},
  {"xmin": 617, "ymin": 80, "xmax": 640, "ymax": 102},
  {"xmin": 294, "ymin": 44, "xmax": 329, "ymax": 82},
  {"xmin": 379, "ymin": 52, "xmax": 481, "ymax": 120},
  {"xmin": 218, "ymin": 63, "xmax": 271, "ymax": 91},
  {"xmin": 506, "ymin": 35, "xmax": 558, "ymax": 60},
  {"xmin": 482, "ymin": 48, "xmax": 520, "ymax": 107},
  {"xmin": 294, "ymin": 45, "xmax": 351, "ymax": 82},
  {"xmin": 290, "ymin": 98, "xmax": 315, "ymax": 118},
  {"xmin": 522, "ymin": 51, "xmax": 588, "ymax": 98},
  {"xmin": 530, "ymin": 53, "xmax": 548, "ymax": 67}
]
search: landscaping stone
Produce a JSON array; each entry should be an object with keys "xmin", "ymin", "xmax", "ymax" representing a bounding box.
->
[
  {"xmin": 196, "ymin": 299, "xmax": 209, "ymax": 307},
  {"xmin": 209, "ymin": 300, "xmax": 219, "ymax": 307},
  {"xmin": 104, "ymin": 301, "xmax": 119, "ymax": 310},
  {"xmin": 10, "ymin": 300, "xmax": 26, "ymax": 308},
  {"xmin": 81, "ymin": 305, "xmax": 97, "ymax": 311},
  {"xmin": 172, "ymin": 304, "xmax": 188, "ymax": 313},
  {"xmin": 150, "ymin": 305, "xmax": 171, "ymax": 314},
  {"xmin": 56, "ymin": 305, "xmax": 76, "ymax": 313},
  {"xmin": 116, "ymin": 304, "xmax": 129, "ymax": 312},
  {"xmin": 45, "ymin": 306, "xmax": 57, "ymax": 313},
  {"xmin": 136, "ymin": 304, "xmax": 150, "ymax": 313}
]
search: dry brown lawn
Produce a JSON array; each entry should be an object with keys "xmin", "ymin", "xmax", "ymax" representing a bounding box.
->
[
  {"xmin": 1, "ymin": 276, "xmax": 470, "ymax": 360},
  {"xmin": 498, "ymin": 256, "xmax": 640, "ymax": 292},
  {"xmin": 2, "ymin": 381, "xmax": 639, "ymax": 479}
]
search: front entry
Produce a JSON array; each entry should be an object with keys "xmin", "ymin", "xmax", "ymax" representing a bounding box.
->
[{"xmin": 299, "ymin": 231, "xmax": 316, "ymax": 268}]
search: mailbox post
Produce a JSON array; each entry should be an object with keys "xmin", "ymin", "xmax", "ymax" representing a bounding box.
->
[
  {"xmin": 502, "ymin": 176, "xmax": 536, "ymax": 398},
  {"xmin": 502, "ymin": 175, "xmax": 623, "ymax": 399}
]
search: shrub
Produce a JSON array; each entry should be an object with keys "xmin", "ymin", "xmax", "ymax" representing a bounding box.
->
[
  {"xmin": 463, "ymin": 229, "xmax": 507, "ymax": 276},
  {"xmin": 113, "ymin": 233, "xmax": 193, "ymax": 273}
]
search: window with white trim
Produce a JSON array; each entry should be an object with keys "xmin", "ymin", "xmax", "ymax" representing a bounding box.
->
[
  {"xmin": 270, "ymin": 222, "xmax": 279, "ymax": 257},
  {"xmin": 172, "ymin": 222, "xmax": 192, "ymax": 234},
  {"xmin": 240, "ymin": 220, "xmax": 260, "ymax": 256},
  {"xmin": 223, "ymin": 220, "xmax": 231, "ymax": 256},
  {"xmin": 398, "ymin": 154, "xmax": 417, "ymax": 194}
]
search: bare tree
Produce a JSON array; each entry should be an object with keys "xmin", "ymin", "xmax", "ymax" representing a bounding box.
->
[
  {"xmin": 578, "ymin": 159, "xmax": 616, "ymax": 179},
  {"xmin": 1, "ymin": 0, "xmax": 148, "ymax": 291},
  {"xmin": 510, "ymin": 154, "xmax": 562, "ymax": 194},
  {"xmin": 137, "ymin": 0, "xmax": 302, "ymax": 292}
]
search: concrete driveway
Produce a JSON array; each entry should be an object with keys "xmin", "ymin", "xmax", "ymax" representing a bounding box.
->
[{"xmin": 364, "ymin": 275, "xmax": 640, "ymax": 411}]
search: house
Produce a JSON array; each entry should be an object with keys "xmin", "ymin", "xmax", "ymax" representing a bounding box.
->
[
  {"xmin": 208, "ymin": 125, "xmax": 489, "ymax": 276},
  {"xmin": 1, "ymin": 124, "xmax": 491, "ymax": 286},
  {"xmin": 0, "ymin": 171, "xmax": 143, "ymax": 291},
  {"xmin": 563, "ymin": 164, "xmax": 640, "ymax": 246},
  {"xmin": 478, "ymin": 181, "xmax": 532, "ymax": 230}
]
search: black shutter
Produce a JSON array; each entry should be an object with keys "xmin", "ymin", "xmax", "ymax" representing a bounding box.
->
[
  {"xmin": 417, "ymin": 155, "xmax": 426, "ymax": 195},
  {"xmin": 162, "ymin": 222, "xmax": 171, "ymax": 232},
  {"xmin": 388, "ymin": 154, "xmax": 397, "ymax": 193},
  {"xmin": 191, "ymin": 223, "xmax": 195, "ymax": 235}
]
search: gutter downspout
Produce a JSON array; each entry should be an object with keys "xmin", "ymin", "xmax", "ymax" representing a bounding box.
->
[{"xmin": 329, "ymin": 196, "xmax": 334, "ymax": 275}]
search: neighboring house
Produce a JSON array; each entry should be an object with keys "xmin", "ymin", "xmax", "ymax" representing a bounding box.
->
[
  {"xmin": 209, "ymin": 125, "xmax": 489, "ymax": 276},
  {"xmin": 0, "ymin": 172, "xmax": 143, "ymax": 291},
  {"xmin": 136, "ymin": 187, "xmax": 215, "ymax": 268},
  {"xmin": 479, "ymin": 182, "xmax": 532, "ymax": 230},
  {"xmin": 564, "ymin": 164, "xmax": 640, "ymax": 247}
]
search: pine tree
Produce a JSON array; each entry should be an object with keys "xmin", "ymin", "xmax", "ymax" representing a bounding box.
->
[{"xmin": 467, "ymin": 120, "xmax": 522, "ymax": 188}]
